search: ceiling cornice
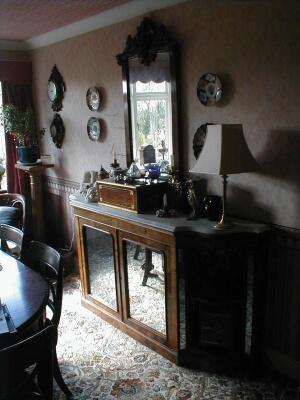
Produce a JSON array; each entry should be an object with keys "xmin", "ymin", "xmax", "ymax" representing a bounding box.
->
[
  {"xmin": 0, "ymin": 40, "xmax": 32, "ymax": 51},
  {"xmin": 0, "ymin": 0, "xmax": 188, "ymax": 51}
]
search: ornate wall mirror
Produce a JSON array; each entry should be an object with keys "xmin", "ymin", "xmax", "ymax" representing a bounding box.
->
[{"xmin": 116, "ymin": 18, "xmax": 180, "ymax": 170}]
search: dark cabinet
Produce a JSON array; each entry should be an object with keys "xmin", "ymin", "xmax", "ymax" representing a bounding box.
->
[{"xmin": 179, "ymin": 233, "xmax": 267, "ymax": 371}]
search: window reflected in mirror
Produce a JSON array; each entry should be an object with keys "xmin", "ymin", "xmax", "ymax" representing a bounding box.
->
[
  {"xmin": 124, "ymin": 240, "xmax": 166, "ymax": 336},
  {"xmin": 83, "ymin": 226, "xmax": 118, "ymax": 311},
  {"xmin": 129, "ymin": 53, "xmax": 172, "ymax": 167}
]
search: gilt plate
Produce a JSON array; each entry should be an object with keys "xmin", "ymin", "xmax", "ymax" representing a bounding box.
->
[
  {"xmin": 87, "ymin": 117, "xmax": 101, "ymax": 141},
  {"xmin": 86, "ymin": 87, "xmax": 101, "ymax": 111},
  {"xmin": 197, "ymin": 73, "xmax": 222, "ymax": 106}
]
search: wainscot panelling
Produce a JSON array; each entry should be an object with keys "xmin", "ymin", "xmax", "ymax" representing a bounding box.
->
[
  {"xmin": 264, "ymin": 226, "xmax": 300, "ymax": 384},
  {"xmin": 43, "ymin": 175, "xmax": 80, "ymax": 252}
]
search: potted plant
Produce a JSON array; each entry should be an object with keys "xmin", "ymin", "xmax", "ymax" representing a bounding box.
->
[{"xmin": 0, "ymin": 104, "xmax": 45, "ymax": 164}]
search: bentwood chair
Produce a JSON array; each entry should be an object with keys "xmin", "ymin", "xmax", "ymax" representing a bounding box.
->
[
  {"xmin": 0, "ymin": 224, "xmax": 24, "ymax": 260},
  {"xmin": 23, "ymin": 241, "xmax": 72, "ymax": 399},
  {"xmin": 0, "ymin": 324, "xmax": 57, "ymax": 400},
  {"xmin": 24, "ymin": 241, "xmax": 63, "ymax": 326},
  {"xmin": 0, "ymin": 193, "xmax": 26, "ymax": 231}
]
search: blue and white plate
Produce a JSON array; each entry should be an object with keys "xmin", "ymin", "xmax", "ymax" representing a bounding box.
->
[
  {"xmin": 87, "ymin": 117, "xmax": 101, "ymax": 141},
  {"xmin": 86, "ymin": 87, "xmax": 101, "ymax": 111},
  {"xmin": 197, "ymin": 73, "xmax": 222, "ymax": 106}
]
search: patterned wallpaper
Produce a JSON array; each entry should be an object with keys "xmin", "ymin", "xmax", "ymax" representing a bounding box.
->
[{"xmin": 31, "ymin": 0, "xmax": 300, "ymax": 229}]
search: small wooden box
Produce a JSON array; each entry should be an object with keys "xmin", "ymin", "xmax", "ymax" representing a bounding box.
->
[{"xmin": 97, "ymin": 178, "xmax": 167, "ymax": 213}]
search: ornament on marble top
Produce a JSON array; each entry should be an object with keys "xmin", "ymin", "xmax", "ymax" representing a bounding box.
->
[
  {"xmin": 145, "ymin": 163, "xmax": 160, "ymax": 180},
  {"xmin": 156, "ymin": 193, "xmax": 177, "ymax": 218},
  {"xmin": 98, "ymin": 165, "xmax": 109, "ymax": 180},
  {"xmin": 85, "ymin": 182, "xmax": 98, "ymax": 203},
  {"xmin": 126, "ymin": 160, "xmax": 142, "ymax": 179},
  {"xmin": 109, "ymin": 154, "xmax": 123, "ymax": 179},
  {"xmin": 186, "ymin": 179, "xmax": 200, "ymax": 220},
  {"xmin": 140, "ymin": 144, "xmax": 156, "ymax": 165},
  {"xmin": 80, "ymin": 170, "xmax": 97, "ymax": 195},
  {"xmin": 158, "ymin": 140, "xmax": 167, "ymax": 159},
  {"xmin": 158, "ymin": 140, "xmax": 170, "ymax": 173}
]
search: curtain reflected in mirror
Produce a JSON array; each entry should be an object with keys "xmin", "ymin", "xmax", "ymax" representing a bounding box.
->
[
  {"xmin": 124, "ymin": 240, "xmax": 166, "ymax": 336},
  {"xmin": 83, "ymin": 226, "xmax": 118, "ymax": 311},
  {"xmin": 129, "ymin": 53, "xmax": 172, "ymax": 167}
]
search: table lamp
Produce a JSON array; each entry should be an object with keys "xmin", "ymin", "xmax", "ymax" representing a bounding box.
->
[{"xmin": 190, "ymin": 124, "xmax": 260, "ymax": 229}]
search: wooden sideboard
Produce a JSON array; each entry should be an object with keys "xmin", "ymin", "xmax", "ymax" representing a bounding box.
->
[{"xmin": 70, "ymin": 194, "xmax": 269, "ymax": 371}]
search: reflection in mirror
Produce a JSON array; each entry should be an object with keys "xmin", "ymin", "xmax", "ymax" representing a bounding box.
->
[
  {"xmin": 116, "ymin": 18, "xmax": 180, "ymax": 170},
  {"xmin": 124, "ymin": 240, "xmax": 166, "ymax": 336},
  {"xmin": 83, "ymin": 226, "xmax": 117, "ymax": 311},
  {"xmin": 129, "ymin": 53, "xmax": 172, "ymax": 166}
]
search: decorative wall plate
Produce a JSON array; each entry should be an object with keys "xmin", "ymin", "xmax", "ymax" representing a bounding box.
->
[
  {"xmin": 86, "ymin": 87, "xmax": 101, "ymax": 111},
  {"xmin": 197, "ymin": 73, "xmax": 222, "ymax": 106},
  {"xmin": 87, "ymin": 117, "xmax": 101, "ymax": 141},
  {"xmin": 193, "ymin": 123, "xmax": 211, "ymax": 159},
  {"xmin": 50, "ymin": 113, "xmax": 65, "ymax": 148}
]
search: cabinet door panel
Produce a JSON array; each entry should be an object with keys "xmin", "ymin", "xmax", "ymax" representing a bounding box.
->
[
  {"xmin": 119, "ymin": 229, "xmax": 178, "ymax": 350},
  {"xmin": 124, "ymin": 240, "xmax": 166, "ymax": 336},
  {"xmin": 80, "ymin": 222, "xmax": 120, "ymax": 314}
]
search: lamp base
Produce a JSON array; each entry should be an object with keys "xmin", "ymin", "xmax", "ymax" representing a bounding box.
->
[
  {"xmin": 213, "ymin": 212, "xmax": 234, "ymax": 230},
  {"xmin": 214, "ymin": 220, "xmax": 234, "ymax": 230}
]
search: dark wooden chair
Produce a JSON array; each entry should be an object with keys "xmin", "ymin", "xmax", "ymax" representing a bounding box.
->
[
  {"xmin": 0, "ymin": 324, "xmax": 57, "ymax": 400},
  {"xmin": 0, "ymin": 224, "xmax": 24, "ymax": 260},
  {"xmin": 0, "ymin": 193, "xmax": 26, "ymax": 231},
  {"xmin": 23, "ymin": 241, "xmax": 72, "ymax": 399},
  {"xmin": 24, "ymin": 241, "xmax": 63, "ymax": 326}
]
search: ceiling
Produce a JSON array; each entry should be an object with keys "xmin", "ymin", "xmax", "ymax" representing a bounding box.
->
[
  {"xmin": 0, "ymin": 0, "xmax": 131, "ymax": 41},
  {"xmin": 0, "ymin": 0, "xmax": 187, "ymax": 50}
]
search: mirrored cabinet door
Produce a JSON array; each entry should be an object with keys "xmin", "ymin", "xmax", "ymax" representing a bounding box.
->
[
  {"xmin": 75, "ymin": 212, "xmax": 179, "ymax": 361},
  {"xmin": 119, "ymin": 231, "xmax": 178, "ymax": 349},
  {"xmin": 81, "ymin": 222, "xmax": 120, "ymax": 315},
  {"xmin": 123, "ymin": 240, "xmax": 167, "ymax": 336}
]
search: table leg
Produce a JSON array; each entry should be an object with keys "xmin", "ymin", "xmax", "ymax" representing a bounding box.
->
[{"xmin": 141, "ymin": 248, "xmax": 157, "ymax": 286}]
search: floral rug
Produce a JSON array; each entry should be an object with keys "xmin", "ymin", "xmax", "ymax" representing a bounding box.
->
[{"xmin": 54, "ymin": 275, "xmax": 298, "ymax": 400}]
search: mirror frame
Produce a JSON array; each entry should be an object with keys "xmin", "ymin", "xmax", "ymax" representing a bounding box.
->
[{"xmin": 116, "ymin": 18, "xmax": 181, "ymax": 170}]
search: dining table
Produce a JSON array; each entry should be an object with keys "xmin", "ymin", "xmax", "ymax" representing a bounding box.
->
[{"xmin": 0, "ymin": 250, "xmax": 49, "ymax": 350}]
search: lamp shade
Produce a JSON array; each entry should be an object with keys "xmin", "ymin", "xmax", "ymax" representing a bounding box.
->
[{"xmin": 190, "ymin": 124, "xmax": 260, "ymax": 175}]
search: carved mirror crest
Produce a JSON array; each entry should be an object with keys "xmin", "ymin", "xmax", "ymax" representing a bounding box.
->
[{"xmin": 116, "ymin": 18, "xmax": 180, "ymax": 170}]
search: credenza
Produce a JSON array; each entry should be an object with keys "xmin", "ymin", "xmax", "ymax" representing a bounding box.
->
[{"xmin": 70, "ymin": 194, "xmax": 269, "ymax": 372}]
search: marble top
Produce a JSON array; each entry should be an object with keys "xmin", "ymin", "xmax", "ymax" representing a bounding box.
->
[{"xmin": 69, "ymin": 192, "xmax": 269, "ymax": 236}]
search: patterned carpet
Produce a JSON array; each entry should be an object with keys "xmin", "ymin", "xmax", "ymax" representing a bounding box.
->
[{"xmin": 54, "ymin": 275, "xmax": 298, "ymax": 400}]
